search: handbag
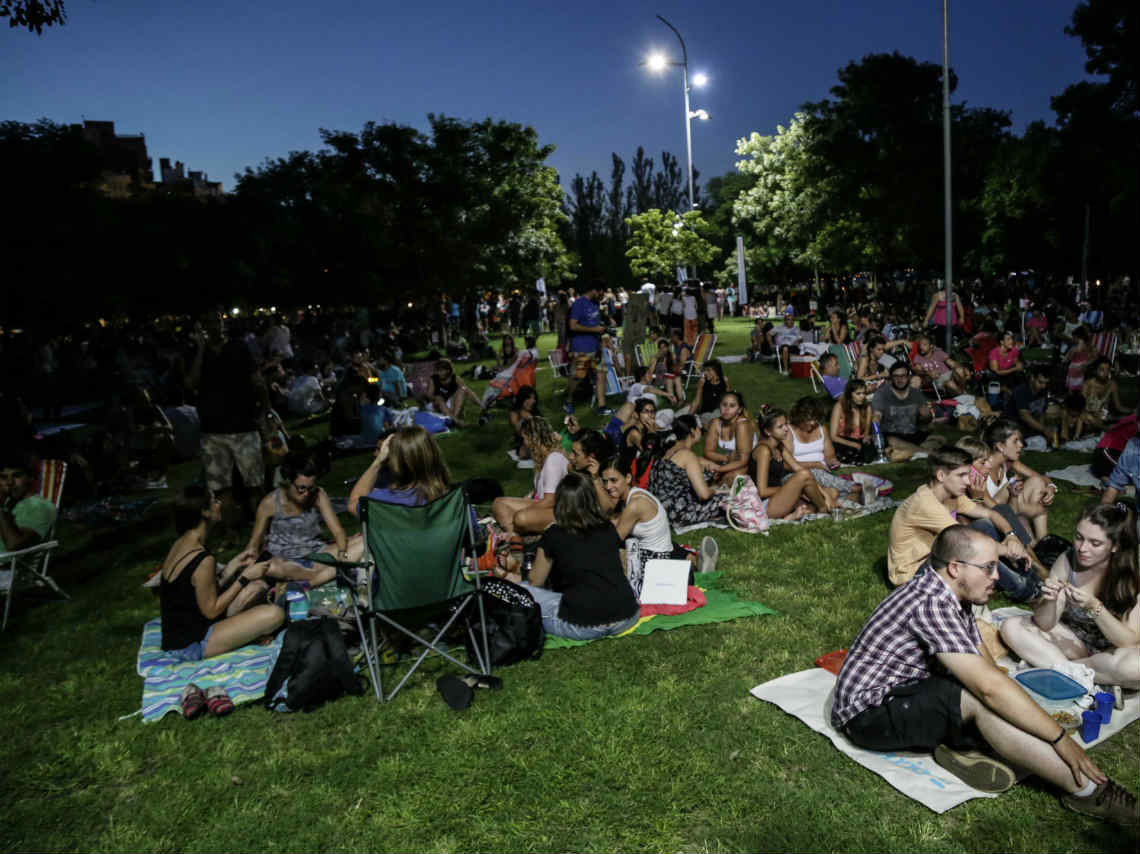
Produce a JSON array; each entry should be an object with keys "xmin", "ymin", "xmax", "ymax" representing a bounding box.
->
[
  {"xmin": 726, "ymin": 474, "xmax": 769, "ymax": 534},
  {"xmin": 464, "ymin": 578, "xmax": 545, "ymax": 668}
]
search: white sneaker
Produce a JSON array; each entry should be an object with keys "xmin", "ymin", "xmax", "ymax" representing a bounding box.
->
[
  {"xmin": 516, "ymin": 459, "xmax": 536, "ymax": 469},
  {"xmin": 699, "ymin": 536, "xmax": 719, "ymax": 573}
]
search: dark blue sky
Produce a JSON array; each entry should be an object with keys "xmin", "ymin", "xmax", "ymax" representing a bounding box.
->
[{"xmin": 3, "ymin": 0, "xmax": 1093, "ymax": 193}]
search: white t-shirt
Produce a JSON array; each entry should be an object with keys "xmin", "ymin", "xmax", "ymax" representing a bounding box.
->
[
  {"xmin": 533, "ymin": 451, "xmax": 570, "ymax": 500},
  {"xmin": 287, "ymin": 375, "xmax": 325, "ymax": 415},
  {"xmin": 683, "ymin": 294, "xmax": 698, "ymax": 320}
]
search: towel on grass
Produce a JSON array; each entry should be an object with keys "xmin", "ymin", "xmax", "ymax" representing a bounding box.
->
[
  {"xmin": 750, "ymin": 666, "xmax": 1139, "ymax": 814},
  {"xmin": 545, "ymin": 573, "xmax": 775, "ymax": 650},
  {"xmin": 673, "ymin": 497, "xmax": 897, "ymax": 535},
  {"xmin": 1045, "ymin": 464, "xmax": 1102, "ymax": 487},
  {"xmin": 135, "ymin": 618, "xmax": 283, "ymax": 722}
]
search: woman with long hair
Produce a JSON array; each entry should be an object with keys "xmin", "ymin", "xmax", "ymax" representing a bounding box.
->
[
  {"xmin": 988, "ymin": 330, "xmax": 1024, "ymax": 382},
  {"xmin": 647, "ymin": 414, "xmax": 731, "ymax": 528},
  {"xmin": 491, "ymin": 416, "xmax": 570, "ymax": 534},
  {"xmin": 348, "ymin": 425, "xmax": 453, "ymax": 515},
  {"xmin": 160, "ymin": 486, "xmax": 283, "ymax": 664},
  {"xmin": 1001, "ymin": 503, "xmax": 1139, "ymax": 690},
  {"xmin": 430, "ymin": 358, "xmax": 483, "ymax": 427},
  {"xmin": 823, "ymin": 310, "xmax": 850, "ymax": 345},
  {"xmin": 702, "ymin": 390, "xmax": 756, "ymax": 485},
  {"xmin": 687, "ymin": 358, "xmax": 729, "ymax": 425},
  {"xmin": 499, "ymin": 334, "xmax": 518, "ymax": 369},
  {"xmin": 496, "ymin": 471, "xmax": 640, "ymax": 640},
  {"xmin": 751, "ymin": 408, "xmax": 836, "ymax": 518},
  {"xmin": 980, "ymin": 420, "xmax": 1057, "ymax": 542},
  {"xmin": 829, "ymin": 379, "xmax": 874, "ymax": 464},
  {"xmin": 1066, "ymin": 357, "xmax": 1125, "ymax": 441},
  {"xmin": 243, "ymin": 455, "xmax": 361, "ymax": 588},
  {"xmin": 923, "ymin": 284, "xmax": 964, "ymax": 338},
  {"xmin": 507, "ymin": 385, "xmax": 540, "ymax": 463}
]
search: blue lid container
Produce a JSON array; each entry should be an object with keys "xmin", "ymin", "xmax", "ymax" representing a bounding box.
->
[{"xmin": 1014, "ymin": 668, "xmax": 1086, "ymax": 701}]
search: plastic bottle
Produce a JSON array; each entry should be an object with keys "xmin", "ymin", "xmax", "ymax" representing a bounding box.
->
[{"xmin": 871, "ymin": 421, "xmax": 888, "ymax": 463}]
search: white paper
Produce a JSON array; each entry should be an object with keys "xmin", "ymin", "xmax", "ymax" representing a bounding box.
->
[{"xmin": 639, "ymin": 559, "xmax": 690, "ymax": 606}]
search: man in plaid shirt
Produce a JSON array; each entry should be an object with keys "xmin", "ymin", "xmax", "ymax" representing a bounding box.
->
[{"xmin": 832, "ymin": 525, "xmax": 1138, "ymax": 827}]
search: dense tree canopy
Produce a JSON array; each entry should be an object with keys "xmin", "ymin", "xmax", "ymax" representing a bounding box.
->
[
  {"xmin": 625, "ymin": 209, "xmax": 719, "ymax": 282},
  {"xmin": 1, "ymin": 0, "xmax": 66, "ymax": 33}
]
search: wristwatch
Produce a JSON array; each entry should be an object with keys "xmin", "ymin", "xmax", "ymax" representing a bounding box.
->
[{"xmin": 237, "ymin": 575, "xmax": 250, "ymax": 587}]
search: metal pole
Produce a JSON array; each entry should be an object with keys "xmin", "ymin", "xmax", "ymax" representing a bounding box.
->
[
  {"xmin": 942, "ymin": 0, "xmax": 954, "ymax": 356},
  {"xmin": 656, "ymin": 15, "xmax": 694, "ymax": 212}
]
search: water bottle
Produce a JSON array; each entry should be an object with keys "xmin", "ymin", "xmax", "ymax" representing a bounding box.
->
[
  {"xmin": 284, "ymin": 582, "xmax": 309, "ymax": 622},
  {"xmin": 872, "ymin": 421, "xmax": 888, "ymax": 463}
]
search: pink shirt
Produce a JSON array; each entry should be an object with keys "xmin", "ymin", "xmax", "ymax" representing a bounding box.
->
[{"xmin": 988, "ymin": 346, "xmax": 1020, "ymax": 372}]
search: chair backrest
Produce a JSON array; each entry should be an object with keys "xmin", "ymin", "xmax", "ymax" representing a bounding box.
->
[
  {"xmin": 1091, "ymin": 331, "xmax": 1117, "ymax": 362},
  {"xmin": 359, "ymin": 488, "xmax": 476, "ymax": 612},
  {"xmin": 691, "ymin": 333, "xmax": 715, "ymax": 366},
  {"xmin": 37, "ymin": 460, "xmax": 67, "ymax": 509}
]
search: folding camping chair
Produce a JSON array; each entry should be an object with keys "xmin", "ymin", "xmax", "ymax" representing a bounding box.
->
[
  {"xmin": 1091, "ymin": 331, "xmax": 1118, "ymax": 367},
  {"xmin": 683, "ymin": 333, "xmax": 717, "ymax": 391},
  {"xmin": 306, "ymin": 487, "xmax": 491, "ymax": 702},
  {"xmin": 548, "ymin": 349, "xmax": 571, "ymax": 382},
  {"xmin": 1, "ymin": 459, "xmax": 69, "ymax": 631}
]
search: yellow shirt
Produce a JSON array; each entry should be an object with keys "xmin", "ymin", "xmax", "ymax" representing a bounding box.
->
[{"xmin": 887, "ymin": 484, "xmax": 975, "ymax": 586}]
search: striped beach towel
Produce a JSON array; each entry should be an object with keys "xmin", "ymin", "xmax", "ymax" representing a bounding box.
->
[{"xmin": 135, "ymin": 619, "xmax": 283, "ymax": 722}]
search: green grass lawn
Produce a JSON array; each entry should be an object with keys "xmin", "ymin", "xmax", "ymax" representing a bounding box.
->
[{"xmin": 2, "ymin": 317, "xmax": 1136, "ymax": 853}]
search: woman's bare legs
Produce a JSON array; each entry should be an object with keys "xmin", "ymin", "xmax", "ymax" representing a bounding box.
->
[
  {"xmin": 204, "ymin": 604, "xmax": 285, "ymax": 658},
  {"xmin": 493, "ymin": 496, "xmax": 533, "ymax": 532},
  {"xmin": 1002, "ymin": 616, "xmax": 1139, "ymax": 689}
]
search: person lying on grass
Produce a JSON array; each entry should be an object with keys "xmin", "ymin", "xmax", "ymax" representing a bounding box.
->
[
  {"xmin": 240, "ymin": 455, "xmax": 363, "ymax": 589},
  {"xmin": 1001, "ymin": 503, "xmax": 1139, "ymax": 692},
  {"xmin": 492, "ymin": 416, "xmax": 569, "ymax": 535},
  {"xmin": 834, "ymin": 525, "xmax": 1139, "ymax": 828},
  {"xmin": 886, "ymin": 447, "xmax": 1039, "ymax": 599},
  {"xmin": 160, "ymin": 485, "xmax": 284, "ymax": 660},
  {"xmin": 494, "ymin": 471, "xmax": 640, "ymax": 641},
  {"xmin": 597, "ymin": 452, "xmax": 718, "ymax": 596},
  {"xmin": 752, "ymin": 408, "xmax": 836, "ymax": 519}
]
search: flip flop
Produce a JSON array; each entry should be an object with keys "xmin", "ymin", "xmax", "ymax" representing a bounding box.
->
[
  {"xmin": 462, "ymin": 674, "xmax": 503, "ymax": 691},
  {"xmin": 436, "ymin": 675, "xmax": 475, "ymax": 710},
  {"xmin": 205, "ymin": 686, "xmax": 235, "ymax": 717},
  {"xmin": 180, "ymin": 684, "xmax": 206, "ymax": 720}
]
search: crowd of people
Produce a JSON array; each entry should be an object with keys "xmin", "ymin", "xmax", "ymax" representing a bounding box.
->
[{"xmin": 2, "ymin": 272, "xmax": 1137, "ymax": 826}]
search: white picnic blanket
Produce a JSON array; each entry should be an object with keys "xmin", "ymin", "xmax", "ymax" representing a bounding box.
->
[
  {"xmin": 1046, "ymin": 464, "xmax": 1101, "ymax": 487},
  {"xmin": 750, "ymin": 665, "xmax": 1138, "ymax": 814}
]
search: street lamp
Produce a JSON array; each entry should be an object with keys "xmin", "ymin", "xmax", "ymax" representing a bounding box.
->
[{"xmin": 644, "ymin": 14, "xmax": 707, "ymax": 212}]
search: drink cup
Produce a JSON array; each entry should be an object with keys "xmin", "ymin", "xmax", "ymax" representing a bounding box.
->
[
  {"xmin": 1095, "ymin": 691, "xmax": 1114, "ymax": 725},
  {"xmin": 1080, "ymin": 710, "xmax": 1101, "ymax": 743}
]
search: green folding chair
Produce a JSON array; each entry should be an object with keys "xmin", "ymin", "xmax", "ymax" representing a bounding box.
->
[{"xmin": 307, "ymin": 486, "xmax": 491, "ymax": 702}]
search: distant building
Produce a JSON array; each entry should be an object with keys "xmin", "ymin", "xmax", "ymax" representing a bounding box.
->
[
  {"xmin": 157, "ymin": 157, "xmax": 223, "ymax": 198},
  {"xmin": 76, "ymin": 120, "xmax": 154, "ymax": 197}
]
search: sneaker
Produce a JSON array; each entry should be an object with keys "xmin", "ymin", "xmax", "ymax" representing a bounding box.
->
[
  {"xmin": 699, "ymin": 536, "xmax": 719, "ymax": 573},
  {"xmin": 1061, "ymin": 779, "xmax": 1140, "ymax": 829},
  {"xmin": 516, "ymin": 459, "xmax": 536, "ymax": 469},
  {"xmin": 595, "ymin": 406, "xmax": 615, "ymax": 416},
  {"xmin": 933, "ymin": 744, "xmax": 1016, "ymax": 793}
]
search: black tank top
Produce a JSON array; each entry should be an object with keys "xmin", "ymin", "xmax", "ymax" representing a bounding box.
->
[{"xmin": 161, "ymin": 549, "xmax": 215, "ymax": 650}]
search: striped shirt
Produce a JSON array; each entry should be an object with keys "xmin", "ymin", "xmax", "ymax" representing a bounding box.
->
[{"xmin": 831, "ymin": 568, "xmax": 981, "ymax": 728}]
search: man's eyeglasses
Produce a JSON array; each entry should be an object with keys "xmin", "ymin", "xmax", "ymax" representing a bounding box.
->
[{"xmin": 954, "ymin": 558, "xmax": 999, "ymax": 574}]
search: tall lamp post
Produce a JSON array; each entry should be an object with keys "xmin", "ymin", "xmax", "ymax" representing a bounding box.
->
[
  {"xmin": 645, "ymin": 14, "xmax": 708, "ymax": 213},
  {"xmin": 941, "ymin": 0, "xmax": 954, "ymax": 357}
]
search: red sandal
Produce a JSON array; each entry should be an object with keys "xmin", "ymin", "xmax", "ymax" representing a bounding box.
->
[
  {"xmin": 180, "ymin": 684, "xmax": 206, "ymax": 720},
  {"xmin": 205, "ymin": 686, "xmax": 234, "ymax": 717}
]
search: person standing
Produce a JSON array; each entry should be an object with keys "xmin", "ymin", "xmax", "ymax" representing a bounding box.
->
[{"xmin": 566, "ymin": 282, "xmax": 611, "ymax": 416}]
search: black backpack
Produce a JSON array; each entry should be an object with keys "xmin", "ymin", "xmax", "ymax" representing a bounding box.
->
[
  {"xmin": 264, "ymin": 617, "xmax": 364, "ymax": 712},
  {"xmin": 465, "ymin": 578, "xmax": 544, "ymax": 668}
]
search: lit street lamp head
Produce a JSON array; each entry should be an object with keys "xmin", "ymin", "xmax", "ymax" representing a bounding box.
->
[
  {"xmin": 689, "ymin": 109, "xmax": 709, "ymax": 121},
  {"xmin": 692, "ymin": 72, "xmax": 708, "ymax": 87},
  {"xmin": 646, "ymin": 52, "xmax": 668, "ymax": 72}
]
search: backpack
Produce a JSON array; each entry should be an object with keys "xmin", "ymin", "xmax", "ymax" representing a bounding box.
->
[
  {"xmin": 464, "ymin": 578, "xmax": 544, "ymax": 668},
  {"xmin": 264, "ymin": 617, "xmax": 364, "ymax": 712}
]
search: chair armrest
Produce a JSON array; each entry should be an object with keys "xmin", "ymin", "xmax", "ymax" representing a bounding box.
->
[
  {"xmin": 302, "ymin": 552, "xmax": 368, "ymax": 570},
  {"xmin": 1, "ymin": 540, "xmax": 60, "ymax": 562}
]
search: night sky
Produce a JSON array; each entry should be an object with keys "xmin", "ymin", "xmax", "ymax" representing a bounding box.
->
[{"xmin": 2, "ymin": 0, "xmax": 1094, "ymax": 193}]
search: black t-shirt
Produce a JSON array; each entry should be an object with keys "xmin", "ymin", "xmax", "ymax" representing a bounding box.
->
[
  {"xmin": 198, "ymin": 341, "xmax": 260, "ymax": 434},
  {"xmin": 539, "ymin": 524, "xmax": 639, "ymax": 627},
  {"xmin": 1004, "ymin": 382, "xmax": 1045, "ymax": 422}
]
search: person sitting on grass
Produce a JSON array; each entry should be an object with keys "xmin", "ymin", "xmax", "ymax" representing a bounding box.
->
[
  {"xmin": 160, "ymin": 485, "xmax": 283, "ymax": 661},
  {"xmin": 871, "ymin": 362, "xmax": 935, "ymax": 462},
  {"xmin": 854, "ymin": 335, "xmax": 890, "ymax": 387},
  {"xmin": 784, "ymin": 396, "xmax": 861, "ymax": 503},
  {"xmin": 507, "ymin": 385, "xmax": 540, "ymax": 466},
  {"xmin": 649, "ymin": 339, "xmax": 686, "ymax": 405},
  {"xmin": 1003, "ymin": 366, "xmax": 1059, "ymax": 446},
  {"xmin": 374, "ymin": 350, "xmax": 407, "ymax": 406},
  {"xmin": 885, "ymin": 447, "xmax": 1036, "ymax": 597},
  {"xmin": 818, "ymin": 352, "xmax": 847, "ymax": 399},
  {"xmin": 1001, "ymin": 503, "xmax": 1139, "ymax": 694},
  {"xmin": 751, "ymin": 408, "xmax": 836, "ymax": 519},
  {"xmin": 598, "ymin": 453, "xmax": 718, "ymax": 595},
  {"xmin": 494, "ymin": 471, "xmax": 640, "ymax": 641},
  {"xmin": 430, "ymin": 358, "xmax": 483, "ymax": 428},
  {"xmin": 979, "ymin": 420, "xmax": 1057, "ymax": 543},
  {"xmin": 647, "ymin": 414, "xmax": 731, "ymax": 530},
  {"xmin": 241, "ymin": 456, "xmax": 362, "ymax": 588},
  {"xmin": 910, "ymin": 332, "xmax": 969, "ymax": 396},
  {"xmin": 829, "ymin": 379, "xmax": 876, "ymax": 465},
  {"xmin": 686, "ymin": 358, "xmax": 729, "ymax": 426},
  {"xmin": 703, "ymin": 391, "xmax": 756, "ymax": 486},
  {"xmin": 492, "ymin": 416, "xmax": 569, "ymax": 534},
  {"xmin": 834, "ymin": 525, "xmax": 1138, "ymax": 828},
  {"xmin": 1066, "ymin": 357, "xmax": 1126, "ymax": 441},
  {"xmin": 0, "ymin": 456, "xmax": 55, "ymax": 553},
  {"xmin": 988, "ymin": 329, "xmax": 1024, "ymax": 388},
  {"xmin": 568, "ymin": 428, "xmax": 619, "ymax": 512}
]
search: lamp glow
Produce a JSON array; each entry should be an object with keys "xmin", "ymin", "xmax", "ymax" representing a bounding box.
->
[
  {"xmin": 646, "ymin": 52, "xmax": 668, "ymax": 72},
  {"xmin": 692, "ymin": 72, "xmax": 708, "ymax": 87}
]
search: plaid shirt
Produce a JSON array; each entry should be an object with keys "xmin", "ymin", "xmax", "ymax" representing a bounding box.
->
[{"xmin": 831, "ymin": 568, "xmax": 981, "ymax": 728}]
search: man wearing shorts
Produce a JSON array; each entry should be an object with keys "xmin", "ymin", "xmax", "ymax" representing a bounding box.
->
[
  {"xmin": 835, "ymin": 525, "xmax": 1137, "ymax": 827},
  {"xmin": 187, "ymin": 314, "xmax": 267, "ymax": 523},
  {"xmin": 566, "ymin": 282, "xmax": 611, "ymax": 416}
]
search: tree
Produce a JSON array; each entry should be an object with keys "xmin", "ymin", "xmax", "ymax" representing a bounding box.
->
[
  {"xmin": 625, "ymin": 209, "xmax": 720, "ymax": 282},
  {"xmin": 1, "ymin": 0, "xmax": 66, "ymax": 33}
]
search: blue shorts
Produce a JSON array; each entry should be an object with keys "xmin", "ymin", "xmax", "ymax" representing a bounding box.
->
[{"xmin": 167, "ymin": 625, "xmax": 215, "ymax": 662}]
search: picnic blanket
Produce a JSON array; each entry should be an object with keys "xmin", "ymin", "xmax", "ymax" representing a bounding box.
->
[
  {"xmin": 1045, "ymin": 464, "xmax": 1102, "ymax": 487},
  {"xmin": 133, "ymin": 618, "xmax": 283, "ymax": 722},
  {"xmin": 750, "ymin": 639, "xmax": 1139, "ymax": 813},
  {"xmin": 544, "ymin": 572, "xmax": 775, "ymax": 650},
  {"xmin": 673, "ymin": 497, "xmax": 897, "ymax": 536}
]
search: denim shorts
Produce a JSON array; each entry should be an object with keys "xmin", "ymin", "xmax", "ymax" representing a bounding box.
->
[{"xmin": 166, "ymin": 625, "xmax": 215, "ymax": 662}]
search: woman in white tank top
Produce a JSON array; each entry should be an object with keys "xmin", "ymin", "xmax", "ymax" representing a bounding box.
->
[
  {"xmin": 703, "ymin": 391, "xmax": 757, "ymax": 486},
  {"xmin": 784, "ymin": 397, "xmax": 860, "ymax": 500}
]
